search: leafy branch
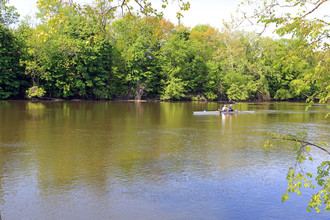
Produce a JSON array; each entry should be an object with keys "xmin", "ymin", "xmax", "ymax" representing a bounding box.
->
[{"xmin": 265, "ymin": 132, "xmax": 330, "ymax": 213}]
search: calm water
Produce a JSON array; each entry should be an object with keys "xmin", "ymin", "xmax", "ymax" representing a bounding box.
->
[{"xmin": 0, "ymin": 101, "xmax": 329, "ymax": 219}]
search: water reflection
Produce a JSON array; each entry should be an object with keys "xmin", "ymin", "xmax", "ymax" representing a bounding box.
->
[
  {"xmin": 220, "ymin": 112, "xmax": 238, "ymax": 127},
  {"xmin": 0, "ymin": 101, "xmax": 329, "ymax": 219}
]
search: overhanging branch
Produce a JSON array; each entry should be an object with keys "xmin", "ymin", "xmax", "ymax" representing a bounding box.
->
[{"xmin": 280, "ymin": 135, "xmax": 330, "ymax": 155}]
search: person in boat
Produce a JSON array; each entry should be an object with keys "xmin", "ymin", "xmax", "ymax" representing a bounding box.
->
[
  {"xmin": 221, "ymin": 105, "xmax": 228, "ymax": 112},
  {"xmin": 228, "ymin": 104, "xmax": 234, "ymax": 111}
]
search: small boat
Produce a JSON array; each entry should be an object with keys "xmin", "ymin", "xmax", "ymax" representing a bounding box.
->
[{"xmin": 193, "ymin": 110, "xmax": 255, "ymax": 115}]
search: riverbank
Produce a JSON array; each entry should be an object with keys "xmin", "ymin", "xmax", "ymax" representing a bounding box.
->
[{"xmin": 3, "ymin": 96, "xmax": 316, "ymax": 103}]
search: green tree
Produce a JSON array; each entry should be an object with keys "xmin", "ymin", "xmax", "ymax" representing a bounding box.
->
[
  {"xmin": 0, "ymin": 0, "xmax": 19, "ymax": 27},
  {"xmin": 27, "ymin": 0, "xmax": 119, "ymax": 99},
  {"xmin": 43, "ymin": 17, "xmax": 113, "ymax": 98},
  {"xmin": 160, "ymin": 29, "xmax": 207, "ymax": 100},
  {"xmin": 216, "ymin": 31, "xmax": 269, "ymax": 101},
  {"xmin": 16, "ymin": 20, "xmax": 47, "ymax": 98},
  {"xmin": 124, "ymin": 35, "xmax": 163, "ymax": 99},
  {"xmin": 203, "ymin": 60, "xmax": 223, "ymax": 100},
  {"xmin": 190, "ymin": 24, "xmax": 221, "ymax": 61},
  {"xmin": 110, "ymin": 15, "xmax": 170, "ymax": 99},
  {"xmin": 236, "ymin": 0, "xmax": 329, "ymax": 103},
  {"xmin": 0, "ymin": 24, "xmax": 27, "ymax": 99},
  {"xmin": 264, "ymin": 38, "xmax": 314, "ymax": 101}
]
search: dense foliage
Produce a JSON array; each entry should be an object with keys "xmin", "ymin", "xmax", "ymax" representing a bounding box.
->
[
  {"xmin": 0, "ymin": 0, "xmax": 328, "ymax": 102},
  {"xmin": 0, "ymin": 24, "xmax": 27, "ymax": 98}
]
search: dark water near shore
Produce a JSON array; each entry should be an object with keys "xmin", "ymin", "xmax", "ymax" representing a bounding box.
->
[{"xmin": 0, "ymin": 101, "xmax": 329, "ymax": 219}]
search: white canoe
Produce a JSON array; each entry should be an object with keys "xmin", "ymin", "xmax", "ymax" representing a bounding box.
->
[{"xmin": 193, "ymin": 111, "xmax": 255, "ymax": 115}]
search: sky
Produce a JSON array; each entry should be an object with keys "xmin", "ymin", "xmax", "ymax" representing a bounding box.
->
[
  {"xmin": 8, "ymin": 0, "xmax": 243, "ymax": 30},
  {"xmin": 150, "ymin": 0, "xmax": 243, "ymax": 29},
  {"xmin": 7, "ymin": 0, "xmax": 330, "ymax": 39}
]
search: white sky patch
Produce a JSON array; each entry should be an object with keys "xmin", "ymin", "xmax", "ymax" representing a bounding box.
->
[
  {"xmin": 8, "ymin": 0, "xmax": 285, "ymax": 38},
  {"xmin": 9, "ymin": 0, "xmax": 241, "ymax": 28},
  {"xmin": 9, "ymin": 0, "xmax": 38, "ymax": 18},
  {"xmin": 149, "ymin": 0, "xmax": 242, "ymax": 29}
]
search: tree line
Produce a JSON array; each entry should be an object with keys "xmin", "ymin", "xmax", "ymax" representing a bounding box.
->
[{"xmin": 0, "ymin": 0, "xmax": 328, "ymax": 101}]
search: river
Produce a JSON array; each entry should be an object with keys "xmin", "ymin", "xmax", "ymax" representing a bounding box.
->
[{"xmin": 0, "ymin": 101, "xmax": 329, "ymax": 219}]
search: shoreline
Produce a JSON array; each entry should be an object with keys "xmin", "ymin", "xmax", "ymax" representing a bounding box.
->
[{"xmin": 0, "ymin": 98, "xmax": 324, "ymax": 104}]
